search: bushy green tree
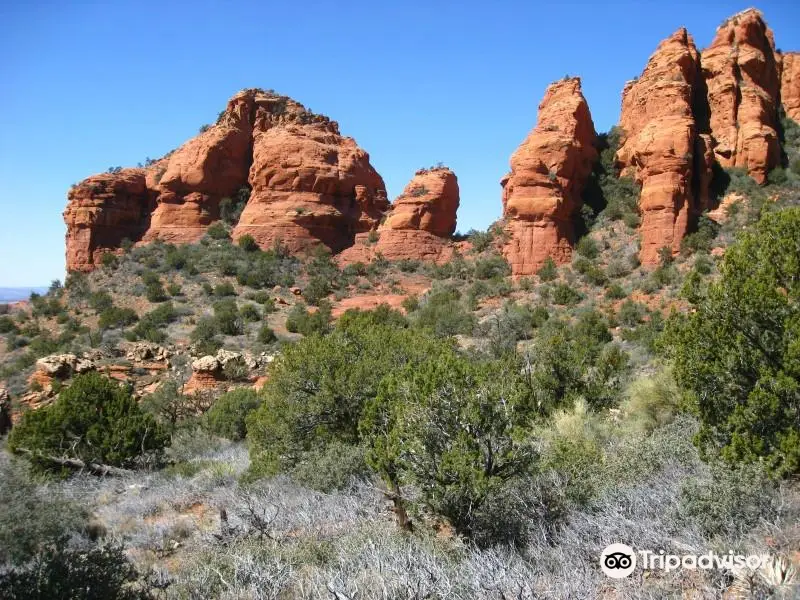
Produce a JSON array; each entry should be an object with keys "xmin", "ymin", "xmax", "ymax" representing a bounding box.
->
[
  {"xmin": 0, "ymin": 541, "xmax": 151, "ymax": 600},
  {"xmin": 665, "ymin": 208, "xmax": 800, "ymax": 476},
  {"xmin": 360, "ymin": 354, "xmax": 536, "ymax": 540},
  {"xmin": 204, "ymin": 388, "xmax": 261, "ymax": 441},
  {"xmin": 246, "ymin": 316, "xmax": 453, "ymax": 478},
  {"xmin": 9, "ymin": 373, "xmax": 168, "ymax": 470}
]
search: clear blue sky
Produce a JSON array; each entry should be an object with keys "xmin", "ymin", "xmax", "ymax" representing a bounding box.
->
[{"xmin": 1, "ymin": 1, "xmax": 798, "ymax": 286}]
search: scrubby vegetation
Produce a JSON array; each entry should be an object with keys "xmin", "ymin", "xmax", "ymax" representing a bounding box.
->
[{"xmin": 2, "ymin": 142, "xmax": 800, "ymax": 597}]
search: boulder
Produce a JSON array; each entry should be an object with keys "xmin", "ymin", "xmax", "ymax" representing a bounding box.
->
[
  {"xmin": 191, "ymin": 355, "xmax": 220, "ymax": 373},
  {"xmin": 126, "ymin": 342, "xmax": 170, "ymax": 363},
  {"xmin": 500, "ymin": 77, "xmax": 597, "ymax": 276}
]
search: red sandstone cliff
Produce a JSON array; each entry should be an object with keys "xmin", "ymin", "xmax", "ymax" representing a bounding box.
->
[
  {"xmin": 500, "ymin": 78, "xmax": 597, "ymax": 277},
  {"xmin": 64, "ymin": 89, "xmax": 387, "ymax": 271},
  {"xmin": 616, "ymin": 28, "xmax": 709, "ymax": 266},
  {"xmin": 701, "ymin": 8, "xmax": 781, "ymax": 184}
]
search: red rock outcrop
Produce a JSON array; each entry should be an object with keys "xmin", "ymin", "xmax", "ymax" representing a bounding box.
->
[
  {"xmin": 616, "ymin": 28, "xmax": 709, "ymax": 266},
  {"xmin": 64, "ymin": 89, "xmax": 387, "ymax": 271},
  {"xmin": 339, "ymin": 167, "xmax": 460, "ymax": 264},
  {"xmin": 231, "ymin": 92, "xmax": 388, "ymax": 253},
  {"xmin": 701, "ymin": 8, "xmax": 781, "ymax": 183},
  {"xmin": 500, "ymin": 78, "xmax": 597, "ymax": 277},
  {"xmin": 64, "ymin": 169, "xmax": 152, "ymax": 272},
  {"xmin": 781, "ymin": 52, "xmax": 800, "ymax": 122}
]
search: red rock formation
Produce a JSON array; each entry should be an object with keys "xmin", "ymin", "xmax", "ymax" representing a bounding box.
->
[
  {"xmin": 64, "ymin": 169, "xmax": 152, "ymax": 272},
  {"xmin": 701, "ymin": 8, "xmax": 781, "ymax": 183},
  {"xmin": 339, "ymin": 167, "xmax": 459, "ymax": 264},
  {"xmin": 781, "ymin": 52, "xmax": 800, "ymax": 122},
  {"xmin": 232, "ymin": 91, "xmax": 388, "ymax": 253},
  {"xmin": 500, "ymin": 78, "xmax": 597, "ymax": 277},
  {"xmin": 617, "ymin": 28, "xmax": 708, "ymax": 266},
  {"xmin": 64, "ymin": 89, "xmax": 387, "ymax": 271}
]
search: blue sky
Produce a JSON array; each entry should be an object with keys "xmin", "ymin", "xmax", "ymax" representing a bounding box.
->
[{"xmin": 1, "ymin": 1, "xmax": 798, "ymax": 286}]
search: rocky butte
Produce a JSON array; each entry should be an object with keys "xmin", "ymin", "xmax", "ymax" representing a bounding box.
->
[
  {"xmin": 338, "ymin": 166, "xmax": 460, "ymax": 264},
  {"xmin": 64, "ymin": 89, "xmax": 389, "ymax": 272},
  {"xmin": 500, "ymin": 77, "xmax": 597, "ymax": 276}
]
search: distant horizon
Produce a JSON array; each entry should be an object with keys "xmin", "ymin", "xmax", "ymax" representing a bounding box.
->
[{"xmin": 1, "ymin": 0, "xmax": 798, "ymax": 286}]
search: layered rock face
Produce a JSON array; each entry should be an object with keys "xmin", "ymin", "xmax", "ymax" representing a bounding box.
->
[
  {"xmin": 500, "ymin": 78, "xmax": 597, "ymax": 277},
  {"xmin": 231, "ymin": 93, "xmax": 388, "ymax": 253},
  {"xmin": 340, "ymin": 167, "xmax": 460, "ymax": 264},
  {"xmin": 781, "ymin": 52, "xmax": 800, "ymax": 122},
  {"xmin": 701, "ymin": 8, "xmax": 781, "ymax": 183},
  {"xmin": 64, "ymin": 170, "xmax": 152, "ymax": 272},
  {"xmin": 64, "ymin": 89, "xmax": 388, "ymax": 271},
  {"xmin": 616, "ymin": 28, "xmax": 708, "ymax": 266}
]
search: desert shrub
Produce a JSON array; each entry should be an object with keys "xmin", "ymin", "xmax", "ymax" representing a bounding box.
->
[
  {"xmin": 605, "ymin": 283, "xmax": 627, "ymax": 299},
  {"xmin": 478, "ymin": 302, "xmax": 547, "ymax": 357},
  {"xmin": 473, "ymin": 254, "xmax": 511, "ymax": 279},
  {"xmin": 246, "ymin": 318, "xmax": 452, "ymax": 478},
  {"xmin": 209, "ymin": 298, "xmax": 240, "ymax": 336},
  {"xmin": 573, "ymin": 257, "xmax": 607, "ymax": 286},
  {"xmin": 665, "ymin": 208, "xmax": 800, "ymax": 476},
  {"xmin": 9, "ymin": 372, "xmax": 168, "ymax": 470},
  {"xmin": 289, "ymin": 441, "xmax": 370, "ymax": 492},
  {"xmin": 0, "ymin": 541, "xmax": 151, "ymax": 600},
  {"xmin": 238, "ymin": 234, "xmax": 259, "ymax": 252},
  {"xmin": 552, "ymin": 283, "xmax": 582, "ymax": 305},
  {"xmin": 239, "ymin": 303, "xmax": 260, "ymax": 322},
  {"xmin": 522, "ymin": 318, "xmax": 628, "ymax": 412},
  {"xmin": 222, "ymin": 357, "xmax": 249, "ymax": 381},
  {"xmin": 190, "ymin": 317, "xmax": 221, "ymax": 355},
  {"xmin": 98, "ymin": 306, "xmax": 138, "ymax": 330},
  {"xmin": 206, "ymin": 221, "xmax": 229, "ymax": 240},
  {"xmin": 361, "ymin": 354, "xmax": 537, "ymax": 542},
  {"xmin": 219, "ymin": 187, "xmax": 250, "ymax": 225},
  {"xmin": 766, "ymin": 166, "xmax": 789, "ymax": 186},
  {"xmin": 537, "ymin": 257, "xmax": 558, "ymax": 282},
  {"xmin": 214, "ymin": 281, "xmax": 236, "ymax": 297},
  {"xmin": 467, "ymin": 228, "xmax": 494, "ymax": 252},
  {"xmin": 100, "ymin": 252, "xmax": 119, "ymax": 270},
  {"xmin": 166, "ymin": 282, "xmax": 182, "ymax": 296},
  {"xmin": 618, "ymin": 299, "xmax": 647, "ymax": 327},
  {"xmin": 0, "ymin": 458, "xmax": 88, "ymax": 565},
  {"xmin": 303, "ymin": 276, "xmax": 331, "ymax": 305},
  {"xmin": 396, "ymin": 259, "xmax": 421, "ymax": 273},
  {"xmin": 145, "ymin": 280, "xmax": 167, "ymax": 303},
  {"xmin": 412, "ymin": 287, "xmax": 475, "ymax": 337},
  {"xmin": 257, "ymin": 324, "xmax": 277, "ymax": 344},
  {"xmin": 204, "ymin": 388, "xmax": 261, "ymax": 441},
  {"xmin": 679, "ymin": 462, "xmax": 778, "ymax": 539},
  {"xmin": 606, "ymin": 258, "xmax": 631, "ymax": 279},
  {"xmin": 285, "ymin": 301, "xmax": 332, "ymax": 336},
  {"xmin": 680, "ymin": 214, "xmax": 719, "ymax": 255},
  {"xmin": 576, "ymin": 236, "xmax": 599, "ymax": 258},
  {"xmin": 140, "ymin": 380, "xmax": 207, "ymax": 435},
  {"xmin": 88, "ymin": 290, "xmax": 114, "ymax": 312},
  {"xmin": 126, "ymin": 302, "xmax": 177, "ymax": 343},
  {"xmin": 621, "ymin": 368, "xmax": 681, "ymax": 435},
  {"xmin": 0, "ymin": 315, "xmax": 18, "ymax": 334},
  {"xmin": 694, "ymin": 252, "xmax": 714, "ymax": 275}
]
